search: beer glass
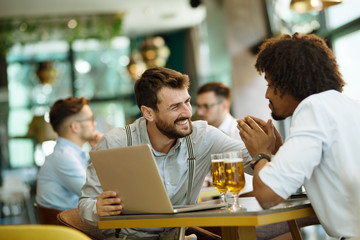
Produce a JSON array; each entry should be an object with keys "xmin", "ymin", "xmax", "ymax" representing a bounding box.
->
[
  {"xmin": 224, "ymin": 151, "xmax": 245, "ymax": 211},
  {"xmin": 211, "ymin": 153, "xmax": 227, "ymax": 203}
]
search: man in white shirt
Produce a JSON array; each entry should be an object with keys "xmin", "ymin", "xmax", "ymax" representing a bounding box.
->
[
  {"xmin": 196, "ymin": 82, "xmax": 239, "ymax": 140},
  {"xmin": 238, "ymin": 33, "xmax": 360, "ymax": 239}
]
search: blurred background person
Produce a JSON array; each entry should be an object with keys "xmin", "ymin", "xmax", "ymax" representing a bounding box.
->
[
  {"xmin": 36, "ymin": 97, "xmax": 103, "ymax": 210},
  {"xmin": 196, "ymin": 82, "xmax": 240, "ymax": 140},
  {"xmin": 196, "ymin": 82, "xmax": 253, "ymax": 194}
]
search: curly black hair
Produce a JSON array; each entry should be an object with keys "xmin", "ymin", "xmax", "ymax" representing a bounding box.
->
[{"xmin": 255, "ymin": 33, "xmax": 345, "ymax": 101}]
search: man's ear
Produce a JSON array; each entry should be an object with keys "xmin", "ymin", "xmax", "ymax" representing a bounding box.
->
[
  {"xmin": 223, "ymin": 99, "xmax": 231, "ymax": 111},
  {"xmin": 141, "ymin": 105, "xmax": 155, "ymax": 121},
  {"xmin": 69, "ymin": 121, "xmax": 79, "ymax": 133}
]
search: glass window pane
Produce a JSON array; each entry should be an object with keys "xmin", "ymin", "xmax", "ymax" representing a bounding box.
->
[
  {"xmin": 327, "ymin": 0, "xmax": 360, "ymax": 29},
  {"xmin": 89, "ymin": 99, "xmax": 140, "ymax": 133},
  {"xmin": 8, "ymin": 109, "xmax": 33, "ymax": 137},
  {"xmin": 333, "ymin": 29, "xmax": 360, "ymax": 100},
  {"xmin": 9, "ymin": 138, "xmax": 34, "ymax": 168},
  {"xmin": 73, "ymin": 37, "xmax": 133, "ymax": 99}
]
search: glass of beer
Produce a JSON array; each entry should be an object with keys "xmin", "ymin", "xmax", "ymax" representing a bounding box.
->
[
  {"xmin": 224, "ymin": 150, "xmax": 245, "ymax": 211},
  {"xmin": 211, "ymin": 153, "xmax": 227, "ymax": 204}
]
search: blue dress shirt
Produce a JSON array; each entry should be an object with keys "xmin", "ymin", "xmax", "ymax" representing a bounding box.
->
[{"xmin": 36, "ymin": 137, "xmax": 88, "ymax": 210}]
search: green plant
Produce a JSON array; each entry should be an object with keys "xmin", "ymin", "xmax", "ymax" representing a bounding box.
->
[{"xmin": 0, "ymin": 13, "xmax": 123, "ymax": 54}]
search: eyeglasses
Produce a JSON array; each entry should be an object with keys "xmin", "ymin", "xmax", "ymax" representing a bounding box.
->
[
  {"xmin": 196, "ymin": 101, "xmax": 222, "ymax": 111},
  {"xmin": 76, "ymin": 116, "xmax": 94, "ymax": 123}
]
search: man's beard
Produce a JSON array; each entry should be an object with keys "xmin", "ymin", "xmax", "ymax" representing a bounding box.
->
[
  {"xmin": 271, "ymin": 112, "xmax": 285, "ymax": 121},
  {"xmin": 155, "ymin": 117, "xmax": 193, "ymax": 139}
]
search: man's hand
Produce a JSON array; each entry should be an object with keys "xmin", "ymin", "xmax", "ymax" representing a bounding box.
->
[
  {"xmin": 244, "ymin": 115, "xmax": 283, "ymax": 154},
  {"xmin": 96, "ymin": 191, "xmax": 122, "ymax": 217},
  {"xmin": 237, "ymin": 115, "xmax": 276, "ymax": 157},
  {"xmin": 89, "ymin": 131, "xmax": 103, "ymax": 149}
]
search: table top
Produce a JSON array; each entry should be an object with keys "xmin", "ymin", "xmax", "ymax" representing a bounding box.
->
[{"xmin": 98, "ymin": 197, "xmax": 315, "ymax": 229}]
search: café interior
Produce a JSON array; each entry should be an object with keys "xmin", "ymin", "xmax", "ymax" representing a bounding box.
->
[{"xmin": 0, "ymin": 0, "xmax": 359, "ymax": 239}]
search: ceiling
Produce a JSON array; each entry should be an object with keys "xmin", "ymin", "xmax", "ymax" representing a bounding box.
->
[{"xmin": 0, "ymin": 0, "xmax": 206, "ymax": 36}]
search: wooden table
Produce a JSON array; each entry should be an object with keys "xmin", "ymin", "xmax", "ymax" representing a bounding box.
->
[{"xmin": 98, "ymin": 197, "xmax": 315, "ymax": 240}]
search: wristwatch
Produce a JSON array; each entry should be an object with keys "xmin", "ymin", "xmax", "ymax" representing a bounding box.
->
[{"xmin": 250, "ymin": 153, "xmax": 271, "ymax": 170}]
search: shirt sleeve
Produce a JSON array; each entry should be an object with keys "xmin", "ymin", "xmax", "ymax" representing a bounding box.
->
[
  {"xmin": 200, "ymin": 123, "xmax": 252, "ymax": 170},
  {"xmin": 54, "ymin": 152, "xmax": 87, "ymax": 196},
  {"xmin": 78, "ymin": 134, "xmax": 112, "ymax": 225},
  {"xmin": 78, "ymin": 128, "xmax": 126, "ymax": 225},
  {"xmin": 259, "ymin": 100, "xmax": 325, "ymax": 199}
]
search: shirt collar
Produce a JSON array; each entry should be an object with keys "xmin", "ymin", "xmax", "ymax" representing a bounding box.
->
[{"xmin": 138, "ymin": 117, "xmax": 184, "ymax": 155}]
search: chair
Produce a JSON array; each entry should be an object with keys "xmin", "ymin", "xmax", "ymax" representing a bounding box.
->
[
  {"xmin": 0, "ymin": 224, "xmax": 92, "ymax": 240},
  {"xmin": 57, "ymin": 208, "xmax": 104, "ymax": 240},
  {"xmin": 34, "ymin": 202, "xmax": 62, "ymax": 225}
]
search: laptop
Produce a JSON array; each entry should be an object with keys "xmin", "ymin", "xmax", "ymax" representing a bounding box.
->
[{"xmin": 90, "ymin": 144, "xmax": 228, "ymax": 214}]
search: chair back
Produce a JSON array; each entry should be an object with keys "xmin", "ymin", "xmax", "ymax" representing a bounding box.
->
[
  {"xmin": 34, "ymin": 203, "xmax": 62, "ymax": 225},
  {"xmin": 57, "ymin": 208, "xmax": 104, "ymax": 240},
  {"xmin": 0, "ymin": 224, "xmax": 92, "ymax": 240}
]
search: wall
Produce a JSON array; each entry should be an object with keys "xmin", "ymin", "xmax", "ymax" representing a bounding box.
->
[{"xmin": 224, "ymin": 0, "xmax": 273, "ymax": 122}]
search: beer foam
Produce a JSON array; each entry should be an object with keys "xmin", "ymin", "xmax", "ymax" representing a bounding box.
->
[
  {"xmin": 211, "ymin": 159, "xmax": 224, "ymax": 163},
  {"xmin": 224, "ymin": 158, "xmax": 243, "ymax": 163}
]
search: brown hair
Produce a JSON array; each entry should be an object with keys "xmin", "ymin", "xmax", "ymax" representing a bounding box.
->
[
  {"xmin": 50, "ymin": 97, "xmax": 89, "ymax": 133},
  {"xmin": 134, "ymin": 67, "xmax": 190, "ymax": 111},
  {"xmin": 197, "ymin": 82, "xmax": 231, "ymax": 101},
  {"xmin": 255, "ymin": 33, "xmax": 345, "ymax": 101}
]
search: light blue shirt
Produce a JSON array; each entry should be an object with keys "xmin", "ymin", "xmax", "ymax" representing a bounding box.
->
[
  {"xmin": 36, "ymin": 137, "xmax": 88, "ymax": 210},
  {"xmin": 79, "ymin": 117, "xmax": 250, "ymax": 238}
]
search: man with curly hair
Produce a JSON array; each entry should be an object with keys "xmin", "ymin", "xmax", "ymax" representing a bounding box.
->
[{"xmin": 238, "ymin": 33, "xmax": 360, "ymax": 239}]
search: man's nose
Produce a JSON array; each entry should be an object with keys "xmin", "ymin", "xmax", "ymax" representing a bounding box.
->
[{"xmin": 197, "ymin": 107, "xmax": 205, "ymax": 116}]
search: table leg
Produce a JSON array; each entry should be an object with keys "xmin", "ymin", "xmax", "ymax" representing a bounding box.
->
[
  {"xmin": 221, "ymin": 227, "xmax": 237, "ymax": 240},
  {"xmin": 178, "ymin": 226, "xmax": 186, "ymax": 240},
  {"xmin": 238, "ymin": 226, "xmax": 257, "ymax": 240},
  {"xmin": 287, "ymin": 220, "xmax": 302, "ymax": 240},
  {"xmin": 221, "ymin": 226, "xmax": 256, "ymax": 240}
]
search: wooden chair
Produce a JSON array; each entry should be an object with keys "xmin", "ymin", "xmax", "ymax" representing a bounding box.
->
[
  {"xmin": 0, "ymin": 224, "xmax": 92, "ymax": 240},
  {"xmin": 34, "ymin": 203, "xmax": 62, "ymax": 225},
  {"xmin": 57, "ymin": 208, "xmax": 104, "ymax": 240}
]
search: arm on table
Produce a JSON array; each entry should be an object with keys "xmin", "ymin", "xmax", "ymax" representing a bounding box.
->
[{"xmin": 237, "ymin": 116, "xmax": 284, "ymax": 208}]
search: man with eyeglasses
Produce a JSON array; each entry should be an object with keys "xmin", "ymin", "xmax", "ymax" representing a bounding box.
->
[
  {"xmin": 196, "ymin": 82, "xmax": 253, "ymax": 197},
  {"xmin": 36, "ymin": 97, "xmax": 103, "ymax": 210},
  {"xmin": 196, "ymin": 82, "xmax": 241, "ymax": 140}
]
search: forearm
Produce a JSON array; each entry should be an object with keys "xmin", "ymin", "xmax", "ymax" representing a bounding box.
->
[
  {"xmin": 253, "ymin": 159, "xmax": 284, "ymax": 209},
  {"xmin": 78, "ymin": 164, "xmax": 103, "ymax": 225},
  {"xmin": 78, "ymin": 196, "xmax": 99, "ymax": 226}
]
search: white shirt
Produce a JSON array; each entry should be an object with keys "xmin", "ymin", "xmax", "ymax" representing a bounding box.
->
[
  {"xmin": 218, "ymin": 113, "xmax": 253, "ymax": 193},
  {"xmin": 218, "ymin": 113, "xmax": 241, "ymax": 140},
  {"xmin": 259, "ymin": 90, "xmax": 360, "ymax": 238}
]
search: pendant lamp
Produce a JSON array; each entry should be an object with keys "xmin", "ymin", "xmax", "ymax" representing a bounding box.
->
[{"xmin": 290, "ymin": 0, "xmax": 342, "ymax": 13}]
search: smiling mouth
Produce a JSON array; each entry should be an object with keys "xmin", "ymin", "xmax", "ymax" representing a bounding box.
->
[{"xmin": 175, "ymin": 118, "xmax": 189, "ymax": 125}]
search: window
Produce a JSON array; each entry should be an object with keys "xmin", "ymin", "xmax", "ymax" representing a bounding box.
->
[{"xmin": 332, "ymin": 29, "xmax": 360, "ymax": 100}]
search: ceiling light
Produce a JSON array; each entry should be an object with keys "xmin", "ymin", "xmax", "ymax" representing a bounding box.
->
[{"xmin": 290, "ymin": 0, "xmax": 342, "ymax": 13}]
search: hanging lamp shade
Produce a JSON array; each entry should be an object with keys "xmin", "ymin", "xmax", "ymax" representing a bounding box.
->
[
  {"xmin": 321, "ymin": 0, "xmax": 342, "ymax": 8},
  {"xmin": 290, "ymin": 0, "xmax": 342, "ymax": 13}
]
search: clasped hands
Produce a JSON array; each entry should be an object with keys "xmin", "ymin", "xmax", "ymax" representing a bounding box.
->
[{"xmin": 237, "ymin": 115, "xmax": 283, "ymax": 157}]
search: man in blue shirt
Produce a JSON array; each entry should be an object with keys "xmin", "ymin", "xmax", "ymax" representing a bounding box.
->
[{"xmin": 36, "ymin": 97, "xmax": 103, "ymax": 210}]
